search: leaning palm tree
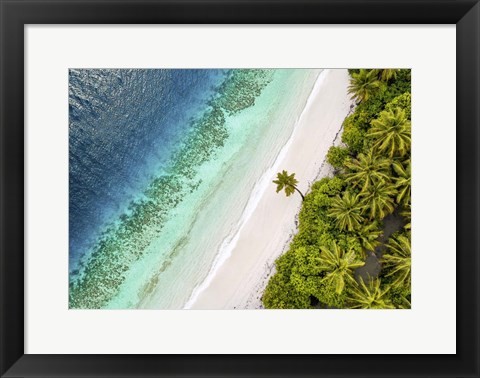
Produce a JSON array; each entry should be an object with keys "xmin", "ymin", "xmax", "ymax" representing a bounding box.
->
[
  {"xmin": 273, "ymin": 170, "xmax": 305, "ymax": 200},
  {"xmin": 319, "ymin": 241, "xmax": 365, "ymax": 294},
  {"xmin": 345, "ymin": 149, "xmax": 392, "ymax": 192},
  {"xmin": 382, "ymin": 233, "xmax": 411, "ymax": 289},
  {"xmin": 348, "ymin": 69, "xmax": 383, "ymax": 103},
  {"xmin": 348, "ymin": 278, "xmax": 394, "ymax": 309},
  {"xmin": 368, "ymin": 107, "xmax": 411, "ymax": 158},
  {"xmin": 328, "ymin": 191, "xmax": 365, "ymax": 231},
  {"xmin": 360, "ymin": 180, "xmax": 397, "ymax": 220},
  {"xmin": 379, "ymin": 69, "xmax": 399, "ymax": 82},
  {"xmin": 392, "ymin": 159, "xmax": 411, "ymax": 205}
]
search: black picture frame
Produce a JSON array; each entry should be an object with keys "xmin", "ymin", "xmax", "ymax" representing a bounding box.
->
[{"xmin": 1, "ymin": 1, "xmax": 479, "ymax": 377}]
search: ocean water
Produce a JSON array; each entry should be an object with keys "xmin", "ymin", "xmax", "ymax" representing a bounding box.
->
[{"xmin": 69, "ymin": 68, "xmax": 320, "ymax": 309}]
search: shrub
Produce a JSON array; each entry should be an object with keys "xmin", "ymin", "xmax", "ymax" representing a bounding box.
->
[
  {"xmin": 263, "ymin": 272, "xmax": 312, "ymax": 309},
  {"xmin": 342, "ymin": 122, "xmax": 367, "ymax": 154},
  {"xmin": 313, "ymin": 280, "xmax": 349, "ymax": 308},
  {"xmin": 384, "ymin": 92, "xmax": 411, "ymax": 120},
  {"xmin": 263, "ymin": 252, "xmax": 312, "ymax": 309},
  {"xmin": 327, "ymin": 146, "xmax": 349, "ymax": 169}
]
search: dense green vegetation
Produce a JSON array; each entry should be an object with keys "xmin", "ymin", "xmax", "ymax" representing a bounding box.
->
[{"xmin": 264, "ymin": 69, "xmax": 411, "ymax": 309}]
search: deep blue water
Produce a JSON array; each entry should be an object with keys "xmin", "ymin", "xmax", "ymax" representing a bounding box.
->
[{"xmin": 69, "ymin": 69, "xmax": 227, "ymax": 272}]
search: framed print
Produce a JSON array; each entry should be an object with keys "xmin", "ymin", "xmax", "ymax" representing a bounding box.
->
[{"xmin": 0, "ymin": 0, "xmax": 479, "ymax": 377}]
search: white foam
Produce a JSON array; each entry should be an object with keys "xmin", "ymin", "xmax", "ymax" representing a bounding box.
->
[{"xmin": 183, "ymin": 69, "xmax": 331, "ymax": 309}]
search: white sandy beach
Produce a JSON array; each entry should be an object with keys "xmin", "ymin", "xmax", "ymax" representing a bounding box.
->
[{"xmin": 187, "ymin": 69, "xmax": 353, "ymax": 309}]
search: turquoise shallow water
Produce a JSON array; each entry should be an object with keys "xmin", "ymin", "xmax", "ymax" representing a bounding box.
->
[{"xmin": 69, "ymin": 69, "xmax": 320, "ymax": 309}]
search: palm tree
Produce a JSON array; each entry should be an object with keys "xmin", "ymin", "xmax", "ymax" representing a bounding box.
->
[
  {"xmin": 273, "ymin": 170, "xmax": 305, "ymax": 200},
  {"xmin": 382, "ymin": 233, "xmax": 411, "ymax": 289},
  {"xmin": 328, "ymin": 191, "xmax": 365, "ymax": 231},
  {"xmin": 354, "ymin": 222, "xmax": 382, "ymax": 255},
  {"xmin": 400, "ymin": 203, "xmax": 411, "ymax": 230},
  {"xmin": 397, "ymin": 296, "xmax": 412, "ymax": 309},
  {"xmin": 345, "ymin": 149, "xmax": 392, "ymax": 192},
  {"xmin": 379, "ymin": 69, "xmax": 399, "ymax": 82},
  {"xmin": 348, "ymin": 278, "xmax": 394, "ymax": 309},
  {"xmin": 348, "ymin": 69, "xmax": 383, "ymax": 103},
  {"xmin": 319, "ymin": 241, "xmax": 364, "ymax": 294},
  {"xmin": 392, "ymin": 159, "xmax": 411, "ymax": 205},
  {"xmin": 368, "ymin": 107, "xmax": 411, "ymax": 158},
  {"xmin": 360, "ymin": 180, "xmax": 396, "ymax": 220}
]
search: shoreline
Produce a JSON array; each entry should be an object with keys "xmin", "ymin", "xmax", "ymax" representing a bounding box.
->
[
  {"xmin": 183, "ymin": 70, "xmax": 323, "ymax": 309},
  {"xmin": 187, "ymin": 69, "xmax": 353, "ymax": 310},
  {"xmin": 243, "ymin": 100, "xmax": 356, "ymax": 309},
  {"xmin": 134, "ymin": 69, "xmax": 320, "ymax": 309}
]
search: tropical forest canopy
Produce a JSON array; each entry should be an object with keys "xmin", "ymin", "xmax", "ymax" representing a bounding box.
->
[{"xmin": 264, "ymin": 69, "xmax": 411, "ymax": 309}]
